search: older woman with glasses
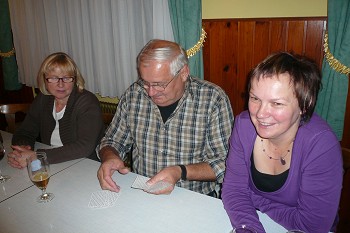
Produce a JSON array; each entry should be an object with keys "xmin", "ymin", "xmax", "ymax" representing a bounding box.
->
[
  {"xmin": 8, "ymin": 52, "xmax": 105, "ymax": 167},
  {"xmin": 97, "ymin": 39, "xmax": 234, "ymax": 196}
]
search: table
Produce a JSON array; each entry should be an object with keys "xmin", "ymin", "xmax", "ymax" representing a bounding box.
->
[
  {"xmin": 0, "ymin": 130, "xmax": 84, "ymax": 202},
  {"xmin": 0, "ymin": 158, "xmax": 287, "ymax": 233}
]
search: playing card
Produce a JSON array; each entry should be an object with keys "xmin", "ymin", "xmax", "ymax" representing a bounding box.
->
[
  {"xmin": 131, "ymin": 175, "xmax": 150, "ymax": 190},
  {"xmin": 88, "ymin": 190, "xmax": 120, "ymax": 209},
  {"xmin": 131, "ymin": 175, "xmax": 172, "ymax": 193},
  {"xmin": 146, "ymin": 181, "xmax": 172, "ymax": 193}
]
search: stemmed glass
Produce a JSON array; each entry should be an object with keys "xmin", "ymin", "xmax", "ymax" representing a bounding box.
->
[
  {"xmin": 27, "ymin": 152, "xmax": 54, "ymax": 203},
  {"xmin": 0, "ymin": 132, "xmax": 11, "ymax": 183}
]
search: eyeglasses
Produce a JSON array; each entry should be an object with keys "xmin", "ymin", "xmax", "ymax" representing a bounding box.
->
[
  {"xmin": 45, "ymin": 76, "xmax": 75, "ymax": 83},
  {"xmin": 138, "ymin": 68, "xmax": 182, "ymax": 92}
]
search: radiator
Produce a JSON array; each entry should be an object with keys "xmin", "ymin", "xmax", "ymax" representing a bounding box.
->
[{"xmin": 99, "ymin": 101, "xmax": 118, "ymax": 114}]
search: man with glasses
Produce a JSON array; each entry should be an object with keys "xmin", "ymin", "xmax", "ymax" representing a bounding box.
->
[{"xmin": 97, "ymin": 40, "xmax": 234, "ymax": 197}]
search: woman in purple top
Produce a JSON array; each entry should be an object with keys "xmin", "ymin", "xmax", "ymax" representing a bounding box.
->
[{"xmin": 222, "ymin": 52, "xmax": 343, "ymax": 233}]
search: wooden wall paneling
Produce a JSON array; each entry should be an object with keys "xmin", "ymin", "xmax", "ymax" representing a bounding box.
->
[
  {"xmin": 286, "ymin": 21, "xmax": 306, "ymax": 54},
  {"xmin": 203, "ymin": 22, "xmax": 224, "ymax": 96},
  {"xmin": 203, "ymin": 18, "xmax": 328, "ymax": 117},
  {"xmin": 203, "ymin": 20, "xmax": 239, "ymax": 115},
  {"xmin": 253, "ymin": 21, "xmax": 270, "ymax": 66},
  {"xmin": 202, "ymin": 22, "xmax": 211, "ymax": 83},
  {"xmin": 235, "ymin": 21, "xmax": 255, "ymax": 116},
  {"xmin": 269, "ymin": 21, "xmax": 287, "ymax": 53},
  {"xmin": 304, "ymin": 20, "xmax": 326, "ymax": 68},
  {"xmin": 208, "ymin": 21, "xmax": 225, "ymax": 87},
  {"xmin": 222, "ymin": 21, "xmax": 238, "ymax": 111},
  {"xmin": 204, "ymin": 21, "xmax": 225, "ymax": 86}
]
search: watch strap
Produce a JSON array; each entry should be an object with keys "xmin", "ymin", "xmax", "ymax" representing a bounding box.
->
[{"xmin": 179, "ymin": 165, "xmax": 187, "ymax": 181}]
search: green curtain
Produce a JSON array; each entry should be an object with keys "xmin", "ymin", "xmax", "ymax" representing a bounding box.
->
[
  {"xmin": 0, "ymin": 0, "xmax": 21, "ymax": 90},
  {"xmin": 315, "ymin": 0, "xmax": 350, "ymax": 140},
  {"xmin": 168, "ymin": 0, "xmax": 204, "ymax": 79}
]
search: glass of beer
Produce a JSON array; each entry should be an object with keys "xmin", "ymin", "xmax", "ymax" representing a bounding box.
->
[
  {"xmin": 0, "ymin": 132, "xmax": 11, "ymax": 183},
  {"xmin": 27, "ymin": 152, "xmax": 54, "ymax": 203},
  {"xmin": 230, "ymin": 225, "xmax": 257, "ymax": 233}
]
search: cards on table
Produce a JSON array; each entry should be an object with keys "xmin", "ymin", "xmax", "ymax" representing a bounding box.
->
[
  {"xmin": 88, "ymin": 175, "xmax": 171, "ymax": 209},
  {"xmin": 88, "ymin": 190, "xmax": 120, "ymax": 209}
]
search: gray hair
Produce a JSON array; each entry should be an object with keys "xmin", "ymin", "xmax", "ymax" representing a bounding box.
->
[{"xmin": 137, "ymin": 39, "xmax": 188, "ymax": 76}]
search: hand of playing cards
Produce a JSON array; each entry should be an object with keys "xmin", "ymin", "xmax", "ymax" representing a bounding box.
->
[{"xmin": 131, "ymin": 175, "xmax": 172, "ymax": 193}]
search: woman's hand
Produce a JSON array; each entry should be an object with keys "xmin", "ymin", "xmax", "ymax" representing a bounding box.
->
[{"xmin": 8, "ymin": 145, "xmax": 34, "ymax": 169}]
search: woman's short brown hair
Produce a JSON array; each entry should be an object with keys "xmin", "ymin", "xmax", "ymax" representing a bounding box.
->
[
  {"xmin": 247, "ymin": 52, "xmax": 322, "ymax": 123},
  {"xmin": 37, "ymin": 52, "xmax": 85, "ymax": 95}
]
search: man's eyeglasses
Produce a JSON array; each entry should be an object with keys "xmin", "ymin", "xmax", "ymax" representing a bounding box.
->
[
  {"xmin": 138, "ymin": 68, "xmax": 182, "ymax": 92},
  {"xmin": 45, "ymin": 76, "xmax": 75, "ymax": 83}
]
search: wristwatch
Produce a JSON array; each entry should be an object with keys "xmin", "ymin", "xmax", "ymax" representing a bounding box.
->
[{"xmin": 179, "ymin": 165, "xmax": 187, "ymax": 181}]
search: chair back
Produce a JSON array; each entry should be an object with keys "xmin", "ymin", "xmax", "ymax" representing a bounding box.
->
[
  {"xmin": 99, "ymin": 101, "xmax": 117, "ymax": 128},
  {"xmin": 342, "ymin": 147, "xmax": 350, "ymax": 171},
  {"xmin": 337, "ymin": 147, "xmax": 350, "ymax": 232},
  {"xmin": 0, "ymin": 103, "xmax": 31, "ymax": 133},
  {"xmin": 102, "ymin": 113, "xmax": 114, "ymax": 128}
]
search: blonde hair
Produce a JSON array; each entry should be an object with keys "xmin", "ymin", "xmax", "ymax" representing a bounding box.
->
[{"xmin": 37, "ymin": 52, "xmax": 85, "ymax": 95}]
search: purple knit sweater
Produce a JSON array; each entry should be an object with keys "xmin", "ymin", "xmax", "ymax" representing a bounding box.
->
[{"xmin": 222, "ymin": 111, "xmax": 342, "ymax": 233}]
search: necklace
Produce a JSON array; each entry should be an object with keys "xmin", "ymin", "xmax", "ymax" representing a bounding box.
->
[{"xmin": 260, "ymin": 139, "xmax": 293, "ymax": 165}]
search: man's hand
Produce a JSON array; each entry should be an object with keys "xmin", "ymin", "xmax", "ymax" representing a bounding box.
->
[
  {"xmin": 146, "ymin": 162, "xmax": 217, "ymax": 195},
  {"xmin": 97, "ymin": 150, "xmax": 130, "ymax": 192},
  {"xmin": 146, "ymin": 166, "xmax": 181, "ymax": 195}
]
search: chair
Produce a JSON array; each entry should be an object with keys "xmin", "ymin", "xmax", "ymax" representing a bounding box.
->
[
  {"xmin": 342, "ymin": 147, "xmax": 350, "ymax": 171},
  {"xmin": 102, "ymin": 113, "xmax": 114, "ymax": 128},
  {"xmin": 0, "ymin": 103, "xmax": 31, "ymax": 133},
  {"xmin": 336, "ymin": 147, "xmax": 350, "ymax": 232},
  {"xmin": 99, "ymin": 100, "xmax": 117, "ymax": 128}
]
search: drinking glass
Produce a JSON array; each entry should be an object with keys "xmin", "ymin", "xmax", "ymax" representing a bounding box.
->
[
  {"xmin": 27, "ymin": 152, "xmax": 54, "ymax": 202},
  {"xmin": 230, "ymin": 225, "xmax": 257, "ymax": 233},
  {"xmin": 0, "ymin": 132, "xmax": 11, "ymax": 183}
]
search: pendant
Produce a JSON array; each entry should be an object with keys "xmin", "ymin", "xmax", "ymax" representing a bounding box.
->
[{"xmin": 280, "ymin": 157, "xmax": 286, "ymax": 165}]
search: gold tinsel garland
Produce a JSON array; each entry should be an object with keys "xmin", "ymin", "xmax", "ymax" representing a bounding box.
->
[
  {"xmin": 186, "ymin": 28, "xmax": 207, "ymax": 58},
  {"xmin": 323, "ymin": 31, "xmax": 350, "ymax": 75},
  {"xmin": 0, "ymin": 48, "xmax": 15, "ymax": 58}
]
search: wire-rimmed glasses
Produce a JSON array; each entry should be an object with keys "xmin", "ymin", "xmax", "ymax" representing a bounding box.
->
[
  {"xmin": 138, "ymin": 68, "xmax": 182, "ymax": 92},
  {"xmin": 45, "ymin": 76, "xmax": 75, "ymax": 83}
]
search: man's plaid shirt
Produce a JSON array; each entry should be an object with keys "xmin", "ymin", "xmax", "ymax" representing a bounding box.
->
[{"xmin": 98, "ymin": 77, "xmax": 234, "ymax": 195}]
